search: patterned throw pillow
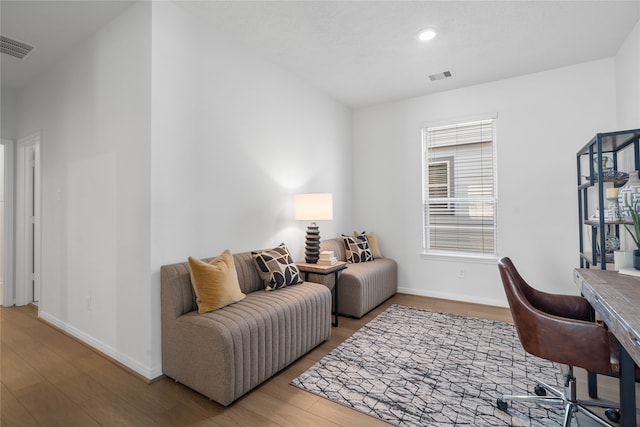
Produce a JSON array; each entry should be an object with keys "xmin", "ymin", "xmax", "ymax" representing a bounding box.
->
[
  {"xmin": 354, "ymin": 231, "xmax": 383, "ymax": 258},
  {"xmin": 342, "ymin": 234, "xmax": 374, "ymax": 263},
  {"xmin": 252, "ymin": 243, "xmax": 302, "ymax": 291}
]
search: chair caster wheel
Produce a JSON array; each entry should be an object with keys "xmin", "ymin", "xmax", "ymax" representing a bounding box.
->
[
  {"xmin": 605, "ymin": 408, "xmax": 620, "ymax": 423},
  {"xmin": 497, "ymin": 398, "xmax": 508, "ymax": 412},
  {"xmin": 534, "ymin": 384, "xmax": 547, "ymax": 396}
]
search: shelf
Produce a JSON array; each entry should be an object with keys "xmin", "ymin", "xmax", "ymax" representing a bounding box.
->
[
  {"xmin": 577, "ymin": 129, "xmax": 640, "ymax": 155},
  {"xmin": 584, "ymin": 219, "xmax": 632, "ymax": 226},
  {"xmin": 578, "ymin": 177, "xmax": 628, "ymax": 190},
  {"xmin": 580, "ymin": 252, "xmax": 614, "ymax": 267},
  {"xmin": 578, "ymin": 129, "xmax": 640, "ymax": 271}
]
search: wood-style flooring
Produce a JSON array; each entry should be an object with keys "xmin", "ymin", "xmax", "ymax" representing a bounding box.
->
[{"xmin": 1, "ymin": 293, "xmax": 638, "ymax": 426}]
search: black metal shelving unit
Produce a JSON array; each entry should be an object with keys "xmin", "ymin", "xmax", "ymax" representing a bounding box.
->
[{"xmin": 576, "ymin": 129, "xmax": 640, "ymax": 269}]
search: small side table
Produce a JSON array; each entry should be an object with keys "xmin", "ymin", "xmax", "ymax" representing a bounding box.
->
[{"xmin": 296, "ymin": 261, "xmax": 347, "ymax": 327}]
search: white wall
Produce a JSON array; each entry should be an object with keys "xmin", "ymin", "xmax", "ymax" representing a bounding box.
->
[
  {"xmin": 0, "ymin": 88, "xmax": 18, "ymax": 306},
  {"xmin": 17, "ymin": 3, "xmax": 154, "ymax": 376},
  {"xmin": 616, "ymin": 19, "xmax": 640, "ymax": 129},
  {"xmin": 353, "ymin": 59, "xmax": 617, "ymax": 306},
  {"xmin": 149, "ymin": 2, "xmax": 353, "ymax": 376},
  {"xmin": 1, "ymin": 87, "xmax": 18, "ymax": 140},
  {"xmin": 1, "ymin": 88, "xmax": 17, "ymax": 304}
]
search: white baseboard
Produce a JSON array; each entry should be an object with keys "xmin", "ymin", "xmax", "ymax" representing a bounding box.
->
[
  {"xmin": 397, "ymin": 286, "xmax": 508, "ymax": 308},
  {"xmin": 38, "ymin": 310, "xmax": 163, "ymax": 380}
]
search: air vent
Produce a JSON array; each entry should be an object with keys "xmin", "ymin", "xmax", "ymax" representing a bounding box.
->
[
  {"xmin": 1, "ymin": 35, "xmax": 36, "ymax": 59},
  {"xmin": 428, "ymin": 69, "xmax": 454, "ymax": 82}
]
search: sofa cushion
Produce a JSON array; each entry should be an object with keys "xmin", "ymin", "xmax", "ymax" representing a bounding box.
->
[
  {"xmin": 252, "ymin": 244, "xmax": 302, "ymax": 290},
  {"xmin": 342, "ymin": 234, "xmax": 374, "ymax": 263},
  {"xmin": 188, "ymin": 249, "xmax": 246, "ymax": 314}
]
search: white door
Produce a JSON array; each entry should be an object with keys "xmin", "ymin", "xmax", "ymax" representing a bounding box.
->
[{"xmin": 16, "ymin": 133, "xmax": 41, "ymax": 306}]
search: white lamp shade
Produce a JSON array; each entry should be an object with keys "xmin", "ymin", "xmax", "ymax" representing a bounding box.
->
[{"xmin": 294, "ymin": 193, "xmax": 333, "ymax": 221}]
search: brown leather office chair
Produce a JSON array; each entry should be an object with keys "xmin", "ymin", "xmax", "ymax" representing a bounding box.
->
[{"xmin": 497, "ymin": 257, "xmax": 627, "ymax": 426}]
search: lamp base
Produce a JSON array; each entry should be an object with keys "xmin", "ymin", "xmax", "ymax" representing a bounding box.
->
[{"xmin": 305, "ymin": 222, "xmax": 321, "ymax": 264}]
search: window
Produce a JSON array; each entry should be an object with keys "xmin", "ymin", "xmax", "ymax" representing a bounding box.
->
[
  {"xmin": 427, "ymin": 157, "xmax": 453, "ymax": 212},
  {"xmin": 422, "ymin": 119, "xmax": 497, "ymax": 257}
]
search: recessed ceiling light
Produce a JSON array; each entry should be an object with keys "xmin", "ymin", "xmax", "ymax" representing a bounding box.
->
[{"xmin": 418, "ymin": 29, "xmax": 437, "ymax": 42}]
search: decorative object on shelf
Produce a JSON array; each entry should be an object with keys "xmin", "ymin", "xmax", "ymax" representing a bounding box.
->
[
  {"xmin": 584, "ymin": 170, "xmax": 628, "ymax": 183},
  {"xmin": 605, "ymin": 187, "xmax": 621, "ymax": 221},
  {"xmin": 294, "ymin": 193, "xmax": 333, "ymax": 264},
  {"xmin": 613, "ymin": 250, "xmax": 633, "ymax": 271},
  {"xmin": 623, "ymin": 199, "xmax": 640, "ymax": 269},
  {"xmin": 593, "ymin": 154, "xmax": 614, "ymax": 173},
  {"xmin": 604, "ymin": 227, "xmax": 620, "ymax": 263},
  {"xmin": 618, "ymin": 170, "xmax": 640, "ymax": 220},
  {"xmin": 589, "ymin": 154, "xmax": 624, "ymax": 183}
]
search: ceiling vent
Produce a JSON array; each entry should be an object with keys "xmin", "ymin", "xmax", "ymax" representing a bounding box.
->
[
  {"xmin": 1, "ymin": 35, "xmax": 36, "ymax": 59},
  {"xmin": 428, "ymin": 69, "xmax": 454, "ymax": 82}
]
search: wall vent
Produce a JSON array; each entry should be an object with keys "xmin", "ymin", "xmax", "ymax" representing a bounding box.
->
[
  {"xmin": 428, "ymin": 69, "xmax": 454, "ymax": 82},
  {"xmin": 1, "ymin": 35, "xmax": 36, "ymax": 59}
]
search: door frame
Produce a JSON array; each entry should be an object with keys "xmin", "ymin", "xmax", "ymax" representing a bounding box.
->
[
  {"xmin": 15, "ymin": 132, "xmax": 41, "ymax": 306},
  {"xmin": 1, "ymin": 138, "xmax": 15, "ymax": 306}
]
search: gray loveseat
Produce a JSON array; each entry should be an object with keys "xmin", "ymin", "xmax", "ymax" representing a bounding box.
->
[
  {"xmin": 160, "ymin": 250, "xmax": 332, "ymax": 406},
  {"xmin": 317, "ymin": 238, "xmax": 397, "ymax": 318}
]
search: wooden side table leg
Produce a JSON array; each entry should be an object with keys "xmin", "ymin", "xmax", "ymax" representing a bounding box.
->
[{"xmin": 332, "ymin": 271, "xmax": 339, "ymax": 327}]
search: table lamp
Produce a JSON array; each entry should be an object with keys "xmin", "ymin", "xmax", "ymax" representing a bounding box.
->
[{"xmin": 295, "ymin": 193, "xmax": 333, "ymax": 264}]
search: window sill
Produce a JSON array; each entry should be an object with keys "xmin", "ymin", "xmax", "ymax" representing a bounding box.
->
[{"xmin": 420, "ymin": 251, "xmax": 499, "ymax": 264}]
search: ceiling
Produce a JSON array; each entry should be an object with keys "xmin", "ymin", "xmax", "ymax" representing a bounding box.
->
[
  {"xmin": 2, "ymin": 1, "xmax": 639, "ymax": 109},
  {"xmin": 0, "ymin": 1, "xmax": 134, "ymax": 92}
]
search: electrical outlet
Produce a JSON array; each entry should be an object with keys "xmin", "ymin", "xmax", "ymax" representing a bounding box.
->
[{"xmin": 458, "ymin": 269, "xmax": 465, "ymax": 278}]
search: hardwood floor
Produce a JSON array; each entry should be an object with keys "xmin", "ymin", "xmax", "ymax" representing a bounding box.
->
[{"xmin": 1, "ymin": 294, "xmax": 638, "ymax": 426}]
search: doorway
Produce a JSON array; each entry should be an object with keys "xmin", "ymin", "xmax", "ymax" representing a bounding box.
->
[{"xmin": 16, "ymin": 133, "xmax": 41, "ymax": 306}]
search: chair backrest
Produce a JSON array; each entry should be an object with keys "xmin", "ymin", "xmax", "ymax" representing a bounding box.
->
[
  {"xmin": 498, "ymin": 257, "xmax": 613, "ymax": 374},
  {"xmin": 498, "ymin": 257, "xmax": 545, "ymax": 358}
]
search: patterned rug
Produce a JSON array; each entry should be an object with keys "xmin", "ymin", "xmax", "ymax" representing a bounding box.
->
[{"xmin": 291, "ymin": 304, "xmax": 565, "ymax": 426}]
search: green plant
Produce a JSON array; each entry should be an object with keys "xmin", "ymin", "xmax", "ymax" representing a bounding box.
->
[{"xmin": 624, "ymin": 200, "xmax": 640, "ymax": 250}]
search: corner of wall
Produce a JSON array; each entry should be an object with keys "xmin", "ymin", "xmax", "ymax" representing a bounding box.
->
[{"xmin": 615, "ymin": 19, "xmax": 640, "ymax": 129}]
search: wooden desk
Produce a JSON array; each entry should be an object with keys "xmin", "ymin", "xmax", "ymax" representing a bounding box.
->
[
  {"xmin": 574, "ymin": 268, "xmax": 640, "ymax": 427},
  {"xmin": 296, "ymin": 261, "xmax": 347, "ymax": 327}
]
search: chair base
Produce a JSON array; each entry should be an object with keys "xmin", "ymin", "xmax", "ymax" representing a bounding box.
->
[{"xmin": 496, "ymin": 366, "xmax": 619, "ymax": 427}]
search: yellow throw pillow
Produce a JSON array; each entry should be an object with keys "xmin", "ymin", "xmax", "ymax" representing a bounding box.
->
[
  {"xmin": 354, "ymin": 231, "xmax": 383, "ymax": 258},
  {"xmin": 188, "ymin": 249, "xmax": 246, "ymax": 314}
]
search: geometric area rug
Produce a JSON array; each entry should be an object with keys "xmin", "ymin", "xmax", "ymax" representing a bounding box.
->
[{"xmin": 291, "ymin": 304, "xmax": 565, "ymax": 426}]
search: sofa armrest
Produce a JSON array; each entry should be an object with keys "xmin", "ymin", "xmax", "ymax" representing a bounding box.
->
[{"xmin": 163, "ymin": 312, "xmax": 238, "ymax": 405}]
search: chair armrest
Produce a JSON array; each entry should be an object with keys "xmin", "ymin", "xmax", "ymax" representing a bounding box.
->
[{"xmin": 523, "ymin": 309, "xmax": 613, "ymax": 375}]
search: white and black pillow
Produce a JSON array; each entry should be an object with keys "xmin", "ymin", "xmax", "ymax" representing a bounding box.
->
[
  {"xmin": 252, "ymin": 243, "xmax": 302, "ymax": 291},
  {"xmin": 342, "ymin": 234, "xmax": 374, "ymax": 263}
]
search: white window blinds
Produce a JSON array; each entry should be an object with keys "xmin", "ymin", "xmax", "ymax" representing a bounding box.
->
[{"xmin": 422, "ymin": 119, "xmax": 497, "ymax": 256}]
